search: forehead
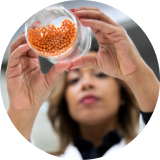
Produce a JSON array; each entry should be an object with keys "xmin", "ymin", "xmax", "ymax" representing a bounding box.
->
[{"xmin": 66, "ymin": 68, "xmax": 97, "ymax": 77}]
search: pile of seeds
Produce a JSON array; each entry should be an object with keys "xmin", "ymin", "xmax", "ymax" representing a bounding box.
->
[{"xmin": 28, "ymin": 19, "xmax": 77, "ymax": 57}]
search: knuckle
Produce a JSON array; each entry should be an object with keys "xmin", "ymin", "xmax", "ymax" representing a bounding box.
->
[
  {"xmin": 16, "ymin": 44, "xmax": 23, "ymax": 51},
  {"xmin": 76, "ymin": 7, "xmax": 82, "ymax": 10},
  {"xmin": 97, "ymin": 10, "xmax": 103, "ymax": 15},
  {"xmin": 101, "ymin": 11, "xmax": 106, "ymax": 17},
  {"xmin": 97, "ymin": 11, "xmax": 103, "ymax": 19},
  {"xmin": 94, "ymin": 7, "xmax": 100, "ymax": 11},
  {"xmin": 118, "ymin": 26, "xmax": 126, "ymax": 34},
  {"xmin": 119, "ymin": 25, "xmax": 125, "ymax": 30},
  {"xmin": 121, "ymin": 27, "xmax": 127, "ymax": 35},
  {"xmin": 10, "ymin": 51, "xmax": 15, "ymax": 59},
  {"xmin": 10, "ymin": 45, "xmax": 22, "ymax": 58}
]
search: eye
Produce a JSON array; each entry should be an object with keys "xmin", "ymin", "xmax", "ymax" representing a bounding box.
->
[
  {"xmin": 96, "ymin": 73, "xmax": 108, "ymax": 78},
  {"xmin": 68, "ymin": 78, "xmax": 79, "ymax": 85}
]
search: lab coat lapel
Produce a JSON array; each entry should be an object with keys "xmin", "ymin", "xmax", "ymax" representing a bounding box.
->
[
  {"xmin": 103, "ymin": 138, "xmax": 128, "ymax": 160},
  {"xmin": 59, "ymin": 143, "xmax": 83, "ymax": 160},
  {"xmin": 59, "ymin": 138, "xmax": 126, "ymax": 160}
]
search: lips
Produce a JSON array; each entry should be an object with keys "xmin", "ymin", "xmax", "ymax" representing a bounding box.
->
[{"xmin": 80, "ymin": 95, "xmax": 100, "ymax": 104}]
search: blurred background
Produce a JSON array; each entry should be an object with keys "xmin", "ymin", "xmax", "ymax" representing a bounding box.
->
[{"xmin": 0, "ymin": 0, "xmax": 160, "ymax": 158}]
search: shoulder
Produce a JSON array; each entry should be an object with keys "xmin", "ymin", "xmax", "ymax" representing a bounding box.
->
[{"xmin": 126, "ymin": 139, "xmax": 140, "ymax": 145}]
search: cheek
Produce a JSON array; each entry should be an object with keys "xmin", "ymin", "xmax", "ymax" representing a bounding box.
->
[
  {"xmin": 65, "ymin": 88, "xmax": 75, "ymax": 107},
  {"xmin": 65, "ymin": 87, "xmax": 79, "ymax": 119},
  {"xmin": 98, "ymin": 80, "xmax": 121, "ymax": 113}
]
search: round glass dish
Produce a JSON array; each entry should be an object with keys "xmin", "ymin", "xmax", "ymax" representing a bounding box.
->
[{"xmin": 25, "ymin": 4, "xmax": 91, "ymax": 64}]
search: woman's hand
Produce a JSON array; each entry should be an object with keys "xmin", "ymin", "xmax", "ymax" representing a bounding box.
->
[
  {"xmin": 69, "ymin": 7, "xmax": 144, "ymax": 81},
  {"xmin": 69, "ymin": 7, "xmax": 159, "ymax": 112},
  {"xmin": 7, "ymin": 34, "xmax": 72, "ymax": 111},
  {"xmin": 6, "ymin": 22, "xmax": 72, "ymax": 157}
]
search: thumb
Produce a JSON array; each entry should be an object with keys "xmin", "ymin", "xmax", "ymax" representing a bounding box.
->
[
  {"xmin": 45, "ymin": 61, "xmax": 72, "ymax": 88},
  {"xmin": 66, "ymin": 56, "xmax": 99, "ymax": 71}
]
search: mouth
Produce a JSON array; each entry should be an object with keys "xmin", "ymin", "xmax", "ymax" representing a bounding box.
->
[{"xmin": 80, "ymin": 95, "xmax": 100, "ymax": 105}]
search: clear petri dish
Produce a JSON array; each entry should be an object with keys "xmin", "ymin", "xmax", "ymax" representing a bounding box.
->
[{"xmin": 25, "ymin": 4, "xmax": 91, "ymax": 64}]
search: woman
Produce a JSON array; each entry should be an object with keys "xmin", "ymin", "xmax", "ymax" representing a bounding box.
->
[
  {"xmin": 7, "ymin": 7, "xmax": 159, "ymax": 159},
  {"xmin": 48, "ymin": 49, "xmax": 141, "ymax": 159}
]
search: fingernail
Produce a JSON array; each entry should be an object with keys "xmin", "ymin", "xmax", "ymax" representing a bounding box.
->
[
  {"xmin": 66, "ymin": 62, "xmax": 76, "ymax": 72},
  {"xmin": 31, "ymin": 21, "xmax": 41, "ymax": 25},
  {"xmin": 35, "ymin": 21, "xmax": 41, "ymax": 24},
  {"xmin": 70, "ymin": 9, "xmax": 79, "ymax": 12},
  {"xmin": 67, "ymin": 62, "xmax": 76, "ymax": 69}
]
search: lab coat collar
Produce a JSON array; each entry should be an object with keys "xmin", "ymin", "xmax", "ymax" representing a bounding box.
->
[{"xmin": 59, "ymin": 138, "xmax": 126, "ymax": 160}]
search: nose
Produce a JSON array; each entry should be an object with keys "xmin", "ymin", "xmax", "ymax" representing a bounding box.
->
[{"xmin": 81, "ymin": 75, "xmax": 95, "ymax": 91}]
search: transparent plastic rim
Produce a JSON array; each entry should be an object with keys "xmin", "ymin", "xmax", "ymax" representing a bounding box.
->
[{"xmin": 25, "ymin": 4, "xmax": 81, "ymax": 60}]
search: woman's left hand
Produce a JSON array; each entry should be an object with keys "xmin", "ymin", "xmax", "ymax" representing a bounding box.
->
[{"xmin": 68, "ymin": 7, "xmax": 145, "ymax": 81}]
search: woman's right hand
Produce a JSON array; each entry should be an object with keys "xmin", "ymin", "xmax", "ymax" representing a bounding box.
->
[{"xmin": 6, "ymin": 33, "xmax": 72, "ymax": 140}]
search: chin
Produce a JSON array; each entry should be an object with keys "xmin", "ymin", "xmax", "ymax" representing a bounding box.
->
[
  {"xmin": 72, "ymin": 109, "xmax": 106, "ymax": 126},
  {"xmin": 82, "ymin": 118, "xmax": 103, "ymax": 126},
  {"xmin": 79, "ymin": 114, "xmax": 104, "ymax": 126}
]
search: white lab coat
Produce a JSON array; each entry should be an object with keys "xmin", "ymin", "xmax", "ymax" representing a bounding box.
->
[
  {"xmin": 30, "ymin": 114, "xmax": 146, "ymax": 159},
  {"xmin": 58, "ymin": 139, "xmax": 127, "ymax": 160}
]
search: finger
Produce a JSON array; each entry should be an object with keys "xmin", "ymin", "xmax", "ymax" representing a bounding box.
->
[
  {"xmin": 8, "ymin": 44, "xmax": 30, "ymax": 68},
  {"xmin": 27, "ymin": 49, "xmax": 38, "ymax": 58},
  {"xmin": 80, "ymin": 18, "xmax": 118, "ymax": 35},
  {"xmin": 45, "ymin": 61, "xmax": 73, "ymax": 88},
  {"xmin": 29, "ymin": 21, "xmax": 41, "ymax": 30},
  {"xmin": 10, "ymin": 34, "xmax": 27, "ymax": 55},
  {"xmin": 76, "ymin": 6, "xmax": 100, "ymax": 11},
  {"xmin": 73, "ymin": 10, "xmax": 118, "ymax": 26},
  {"xmin": 10, "ymin": 21, "xmax": 41, "ymax": 54},
  {"xmin": 90, "ymin": 27, "xmax": 98, "ymax": 35},
  {"xmin": 66, "ymin": 56, "xmax": 99, "ymax": 71}
]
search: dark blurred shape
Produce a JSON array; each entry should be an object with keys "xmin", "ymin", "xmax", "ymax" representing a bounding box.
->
[
  {"xmin": 149, "ymin": 38, "xmax": 160, "ymax": 60},
  {"xmin": 126, "ymin": 26, "xmax": 159, "ymax": 80},
  {"xmin": 0, "ymin": 14, "xmax": 12, "ymax": 69},
  {"xmin": 38, "ymin": 57, "xmax": 54, "ymax": 74},
  {"xmin": 90, "ymin": 37, "xmax": 99, "ymax": 52}
]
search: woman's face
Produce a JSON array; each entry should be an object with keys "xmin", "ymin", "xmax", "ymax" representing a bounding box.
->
[{"xmin": 65, "ymin": 52, "xmax": 121, "ymax": 126}]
